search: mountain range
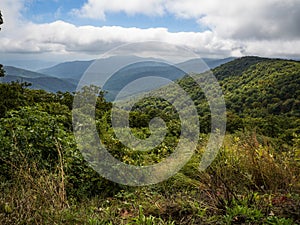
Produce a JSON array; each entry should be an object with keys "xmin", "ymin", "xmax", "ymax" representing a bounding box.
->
[
  {"xmin": 1, "ymin": 56, "xmax": 234, "ymax": 94},
  {"xmin": 0, "ymin": 66, "xmax": 76, "ymax": 93}
]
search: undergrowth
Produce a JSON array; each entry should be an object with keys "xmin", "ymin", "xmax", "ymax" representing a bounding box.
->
[{"xmin": 1, "ymin": 132, "xmax": 299, "ymax": 224}]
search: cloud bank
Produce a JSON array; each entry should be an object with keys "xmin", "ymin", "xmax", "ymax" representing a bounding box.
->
[
  {"xmin": 75, "ymin": 0, "xmax": 300, "ymax": 40},
  {"xmin": 0, "ymin": 0, "xmax": 299, "ymax": 60}
]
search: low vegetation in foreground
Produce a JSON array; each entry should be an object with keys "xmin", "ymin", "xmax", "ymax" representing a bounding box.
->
[{"xmin": 0, "ymin": 57, "xmax": 300, "ymax": 224}]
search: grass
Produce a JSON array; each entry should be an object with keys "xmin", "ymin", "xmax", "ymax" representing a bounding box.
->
[{"xmin": 0, "ymin": 132, "xmax": 299, "ymax": 224}]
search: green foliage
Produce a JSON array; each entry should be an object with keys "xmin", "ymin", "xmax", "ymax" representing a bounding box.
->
[
  {"xmin": 223, "ymin": 203, "xmax": 264, "ymax": 224},
  {"xmin": 0, "ymin": 64, "xmax": 4, "ymax": 77},
  {"xmin": 265, "ymin": 216, "xmax": 294, "ymax": 225},
  {"xmin": 0, "ymin": 82, "xmax": 77, "ymax": 118},
  {"xmin": 213, "ymin": 56, "xmax": 270, "ymax": 80},
  {"xmin": 128, "ymin": 205, "xmax": 175, "ymax": 225},
  {"xmin": 176, "ymin": 57, "xmax": 300, "ymax": 143},
  {"xmin": 0, "ymin": 106, "xmax": 68, "ymax": 174}
]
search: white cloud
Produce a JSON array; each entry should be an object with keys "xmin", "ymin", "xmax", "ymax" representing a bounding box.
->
[
  {"xmin": 73, "ymin": 0, "xmax": 166, "ymax": 20},
  {"xmin": 1, "ymin": 19, "xmax": 232, "ymax": 57},
  {"xmin": 74, "ymin": 0, "xmax": 300, "ymax": 40},
  {"xmin": 243, "ymin": 40, "xmax": 300, "ymax": 58},
  {"xmin": 0, "ymin": 0, "xmax": 25, "ymax": 28},
  {"xmin": 192, "ymin": 0, "xmax": 300, "ymax": 40},
  {"xmin": 0, "ymin": 0, "xmax": 299, "ymax": 61}
]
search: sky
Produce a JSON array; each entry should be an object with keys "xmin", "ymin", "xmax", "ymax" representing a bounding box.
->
[{"xmin": 1, "ymin": 0, "xmax": 300, "ymax": 68}]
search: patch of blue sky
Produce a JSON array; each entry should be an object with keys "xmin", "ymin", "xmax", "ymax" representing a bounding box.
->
[
  {"xmin": 22, "ymin": 0, "xmax": 85, "ymax": 23},
  {"xmin": 21, "ymin": 1, "xmax": 209, "ymax": 32}
]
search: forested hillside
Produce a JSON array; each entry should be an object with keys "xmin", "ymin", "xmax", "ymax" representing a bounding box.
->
[
  {"xmin": 129, "ymin": 56, "xmax": 300, "ymax": 144},
  {"xmin": 0, "ymin": 57, "xmax": 299, "ymax": 224},
  {"xmin": 180, "ymin": 57, "xmax": 300, "ymax": 141}
]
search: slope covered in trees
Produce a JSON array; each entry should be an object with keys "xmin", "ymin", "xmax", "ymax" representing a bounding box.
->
[{"xmin": 159, "ymin": 56, "xmax": 300, "ymax": 142}]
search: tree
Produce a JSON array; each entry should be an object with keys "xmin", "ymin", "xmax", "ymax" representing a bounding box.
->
[
  {"xmin": 0, "ymin": 10, "xmax": 3, "ymax": 25},
  {"xmin": 0, "ymin": 10, "xmax": 4, "ymax": 77},
  {"xmin": 0, "ymin": 64, "xmax": 4, "ymax": 77}
]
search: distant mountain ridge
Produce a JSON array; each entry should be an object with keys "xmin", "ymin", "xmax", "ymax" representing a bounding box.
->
[
  {"xmin": 38, "ymin": 60, "xmax": 94, "ymax": 80},
  {"xmin": 1, "ymin": 66, "xmax": 76, "ymax": 93},
  {"xmin": 37, "ymin": 56, "xmax": 235, "ymax": 96},
  {"xmin": 39, "ymin": 56, "xmax": 235, "ymax": 81},
  {"xmin": 4, "ymin": 66, "xmax": 54, "ymax": 78},
  {"xmin": 103, "ymin": 61, "xmax": 187, "ymax": 101},
  {"xmin": 176, "ymin": 57, "xmax": 235, "ymax": 74},
  {"xmin": 1, "ymin": 56, "xmax": 235, "ymax": 94}
]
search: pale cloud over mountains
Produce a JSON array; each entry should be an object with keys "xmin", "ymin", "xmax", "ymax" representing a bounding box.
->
[{"xmin": 1, "ymin": 0, "xmax": 299, "ymax": 61}]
